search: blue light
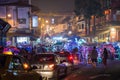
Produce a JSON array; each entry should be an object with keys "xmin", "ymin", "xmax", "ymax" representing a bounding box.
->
[{"xmin": 53, "ymin": 37, "xmax": 63, "ymax": 40}]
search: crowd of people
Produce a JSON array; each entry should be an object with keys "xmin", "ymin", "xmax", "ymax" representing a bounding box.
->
[
  {"xmin": 85, "ymin": 46, "xmax": 113, "ymax": 68},
  {"xmin": 0, "ymin": 43, "xmax": 118, "ymax": 68}
]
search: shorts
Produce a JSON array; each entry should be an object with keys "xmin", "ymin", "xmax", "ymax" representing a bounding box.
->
[
  {"xmin": 91, "ymin": 59, "xmax": 97, "ymax": 62},
  {"xmin": 103, "ymin": 58, "xmax": 107, "ymax": 65}
]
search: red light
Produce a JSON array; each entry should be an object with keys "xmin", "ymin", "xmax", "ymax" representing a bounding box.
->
[{"xmin": 69, "ymin": 55, "xmax": 73, "ymax": 60}]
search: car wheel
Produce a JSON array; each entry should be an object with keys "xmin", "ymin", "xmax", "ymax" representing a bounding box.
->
[
  {"xmin": 67, "ymin": 66, "xmax": 73, "ymax": 74},
  {"xmin": 64, "ymin": 67, "xmax": 67, "ymax": 76}
]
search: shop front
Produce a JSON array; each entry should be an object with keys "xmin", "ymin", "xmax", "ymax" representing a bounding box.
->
[{"xmin": 6, "ymin": 29, "xmax": 36, "ymax": 48}]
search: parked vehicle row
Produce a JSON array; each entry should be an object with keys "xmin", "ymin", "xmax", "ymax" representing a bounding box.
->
[
  {"xmin": 0, "ymin": 53, "xmax": 42, "ymax": 80},
  {"xmin": 30, "ymin": 51, "xmax": 81, "ymax": 80},
  {"xmin": 0, "ymin": 50, "xmax": 80, "ymax": 80}
]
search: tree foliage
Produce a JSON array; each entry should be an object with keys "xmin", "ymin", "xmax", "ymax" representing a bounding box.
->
[{"xmin": 74, "ymin": 0, "xmax": 103, "ymax": 18}]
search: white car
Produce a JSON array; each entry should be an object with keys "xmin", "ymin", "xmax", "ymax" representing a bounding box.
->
[{"xmin": 31, "ymin": 53, "xmax": 67, "ymax": 80}]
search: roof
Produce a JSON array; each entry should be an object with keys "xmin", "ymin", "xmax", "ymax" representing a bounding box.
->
[
  {"xmin": 60, "ymin": 16, "xmax": 71, "ymax": 24},
  {"xmin": 0, "ymin": 1, "xmax": 33, "ymax": 7}
]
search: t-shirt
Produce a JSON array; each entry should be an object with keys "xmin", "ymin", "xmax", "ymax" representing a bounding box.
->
[{"xmin": 90, "ymin": 49, "xmax": 98, "ymax": 59}]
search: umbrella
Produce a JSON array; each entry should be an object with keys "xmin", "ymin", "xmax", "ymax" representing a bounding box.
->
[{"xmin": 4, "ymin": 46, "xmax": 20, "ymax": 54}]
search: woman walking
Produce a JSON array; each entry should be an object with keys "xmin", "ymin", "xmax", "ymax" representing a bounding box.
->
[{"xmin": 102, "ymin": 48, "xmax": 108, "ymax": 68}]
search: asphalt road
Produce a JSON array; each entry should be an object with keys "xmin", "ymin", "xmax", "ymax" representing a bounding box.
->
[{"xmin": 63, "ymin": 59, "xmax": 120, "ymax": 80}]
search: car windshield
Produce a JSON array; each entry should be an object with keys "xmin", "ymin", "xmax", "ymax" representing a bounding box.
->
[
  {"xmin": 0, "ymin": 55, "xmax": 7, "ymax": 68},
  {"xmin": 34, "ymin": 54, "xmax": 55, "ymax": 63},
  {"xmin": 54, "ymin": 51, "xmax": 70, "ymax": 57}
]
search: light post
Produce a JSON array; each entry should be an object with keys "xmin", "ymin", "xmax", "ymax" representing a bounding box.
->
[
  {"xmin": 110, "ymin": 28, "xmax": 116, "ymax": 42},
  {"xmin": 38, "ymin": 17, "xmax": 41, "ymax": 35},
  {"xmin": 108, "ymin": 31, "xmax": 110, "ymax": 42},
  {"xmin": 45, "ymin": 20, "xmax": 49, "ymax": 33}
]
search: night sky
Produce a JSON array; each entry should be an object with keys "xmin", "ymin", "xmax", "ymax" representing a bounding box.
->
[{"xmin": 31, "ymin": 0, "xmax": 75, "ymax": 13}]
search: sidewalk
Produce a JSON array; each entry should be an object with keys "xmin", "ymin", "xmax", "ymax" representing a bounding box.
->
[
  {"xmin": 78, "ymin": 59, "xmax": 120, "ymax": 72},
  {"xmin": 64, "ymin": 59, "xmax": 120, "ymax": 80}
]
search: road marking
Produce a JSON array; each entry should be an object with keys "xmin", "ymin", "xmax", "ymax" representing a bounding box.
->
[{"xmin": 89, "ymin": 74, "xmax": 111, "ymax": 79}]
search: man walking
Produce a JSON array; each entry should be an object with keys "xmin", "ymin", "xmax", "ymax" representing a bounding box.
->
[{"xmin": 90, "ymin": 46, "xmax": 98, "ymax": 68}]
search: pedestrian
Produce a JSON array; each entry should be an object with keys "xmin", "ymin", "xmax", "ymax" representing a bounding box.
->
[
  {"xmin": 102, "ymin": 48, "xmax": 108, "ymax": 68},
  {"xmin": 90, "ymin": 46, "xmax": 98, "ymax": 68},
  {"xmin": 0, "ymin": 46, "xmax": 4, "ymax": 53}
]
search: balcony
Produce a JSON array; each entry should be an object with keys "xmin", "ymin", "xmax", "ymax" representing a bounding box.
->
[{"xmin": 106, "ymin": 21, "xmax": 120, "ymax": 26}]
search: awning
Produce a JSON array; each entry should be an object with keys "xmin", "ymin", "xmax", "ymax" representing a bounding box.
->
[
  {"xmin": 0, "ymin": 19, "xmax": 11, "ymax": 33},
  {"xmin": 7, "ymin": 32, "xmax": 34, "ymax": 37}
]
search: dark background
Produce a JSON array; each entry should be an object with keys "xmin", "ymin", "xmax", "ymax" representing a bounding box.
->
[{"xmin": 31, "ymin": 0, "xmax": 75, "ymax": 13}]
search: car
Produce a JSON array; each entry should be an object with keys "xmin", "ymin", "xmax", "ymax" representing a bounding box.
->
[
  {"xmin": 30, "ymin": 53, "xmax": 67, "ymax": 80},
  {"xmin": 54, "ymin": 51, "xmax": 74, "ymax": 71},
  {"xmin": 0, "ymin": 53, "xmax": 42, "ymax": 80},
  {"xmin": 54, "ymin": 51, "xmax": 80, "ymax": 71},
  {"xmin": 54, "ymin": 51, "xmax": 74, "ymax": 64},
  {"xmin": 71, "ymin": 53, "xmax": 81, "ymax": 65}
]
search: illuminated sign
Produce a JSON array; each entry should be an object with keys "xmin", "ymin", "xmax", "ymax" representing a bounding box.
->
[
  {"xmin": 32, "ymin": 16, "xmax": 38, "ymax": 28},
  {"xmin": 17, "ymin": 37, "xmax": 29, "ymax": 43}
]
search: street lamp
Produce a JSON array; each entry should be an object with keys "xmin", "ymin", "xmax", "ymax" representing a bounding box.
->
[
  {"xmin": 45, "ymin": 20, "xmax": 49, "ymax": 24},
  {"xmin": 68, "ymin": 31, "xmax": 72, "ymax": 35},
  {"xmin": 7, "ymin": 14, "xmax": 12, "ymax": 19},
  {"xmin": 45, "ymin": 20, "xmax": 49, "ymax": 33},
  {"xmin": 111, "ymin": 28, "xmax": 116, "ymax": 32},
  {"xmin": 38, "ymin": 17, "xmax": 41, "ymax": 21}
]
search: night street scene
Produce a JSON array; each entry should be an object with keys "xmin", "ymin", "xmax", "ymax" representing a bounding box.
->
[{"xmin": 0, "ymin": 0, "xmax": 120, "ymax": 80}]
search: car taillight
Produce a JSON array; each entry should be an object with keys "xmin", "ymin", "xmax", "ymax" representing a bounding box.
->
[
  {"xmin": 68, "ymin": 55, "xmax": 73, "ymax": 60},
  {"xmin": 49, "ymin": 64, "xmax": 55, "ymax": 69}
]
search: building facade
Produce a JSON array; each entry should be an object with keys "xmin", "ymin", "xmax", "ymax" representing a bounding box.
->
[
  {"xmin": 73, "ymin": 0, "xmax": 120, "ymax": 43},
  {"xmin": 0, "ymin": 0, "xmax": 35, "ymax": 47},
  {"xmin": 96, "ymin": 0, "xmax": 120, "ymax": 42}
]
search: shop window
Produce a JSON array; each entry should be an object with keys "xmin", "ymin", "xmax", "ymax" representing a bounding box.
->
[
  {"xmin": 82, "ymin": 24, "xmax": 84, "ymax": 29},
  {"xmin": 78, "ymin": 24, "xmax": 81, "ymax": 30}
]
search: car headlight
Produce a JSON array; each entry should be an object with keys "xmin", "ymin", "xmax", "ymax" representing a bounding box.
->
[{"xmin": 44, "ymin": 64, "xmax": 55, "ymax": 70}]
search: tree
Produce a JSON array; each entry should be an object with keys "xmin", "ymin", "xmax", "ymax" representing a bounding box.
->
[{"xmin": 74, "ymin": 0, "xmax": 103, "ymax": 35}]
